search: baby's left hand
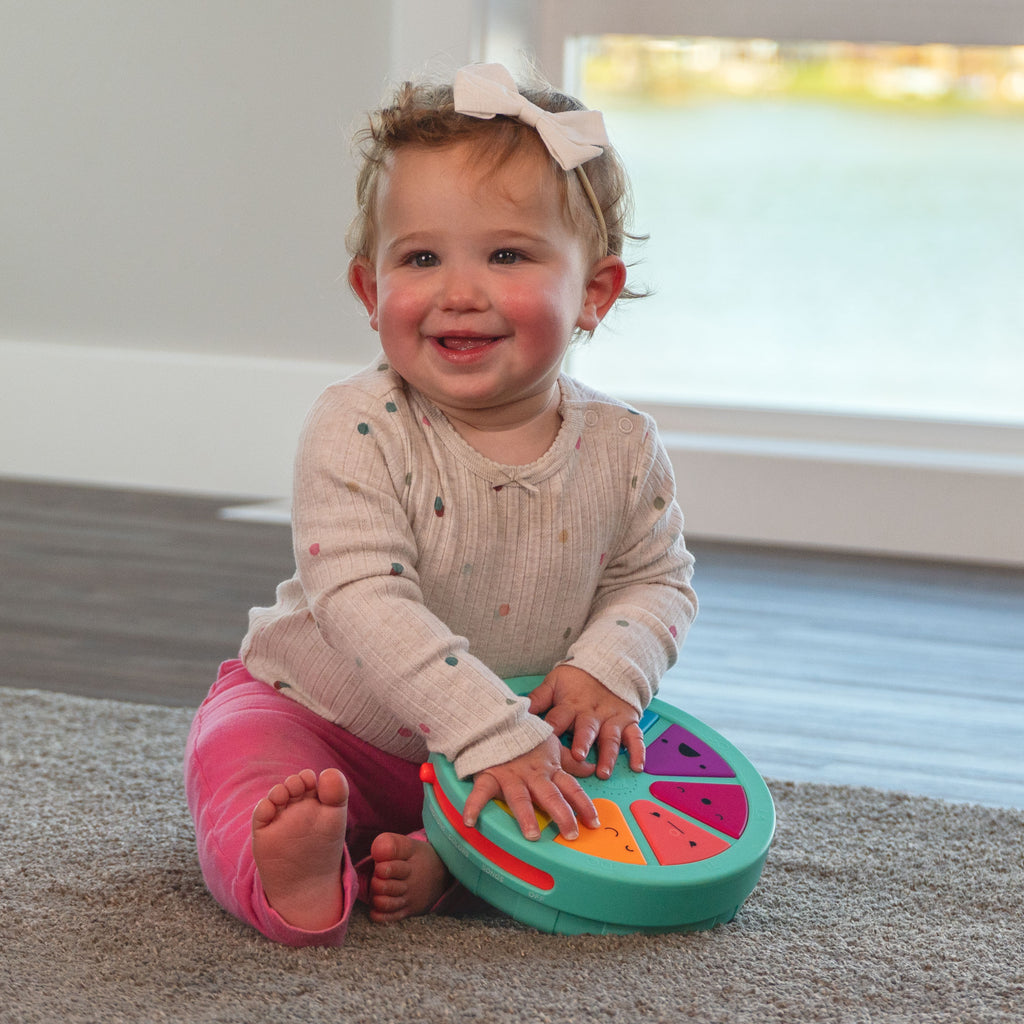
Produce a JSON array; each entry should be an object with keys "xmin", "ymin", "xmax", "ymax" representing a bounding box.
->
[{"xmin": 529, "ymin": 664, "xmax": 645, "ymax": 781}]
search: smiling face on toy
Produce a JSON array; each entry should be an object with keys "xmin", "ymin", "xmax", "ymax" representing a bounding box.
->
[
  {"xmin": 644, "ymin": 724, "xmax": 736, "ymax": 778},
  {"xmin": 555, "ymin": 798, "xmax": 646, "ymax": 864}
]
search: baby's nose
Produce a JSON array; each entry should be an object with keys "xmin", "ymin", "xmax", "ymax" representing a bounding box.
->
[{"xmin": 437, "ymin": 267, "xmax": 489, "ymax": 310}]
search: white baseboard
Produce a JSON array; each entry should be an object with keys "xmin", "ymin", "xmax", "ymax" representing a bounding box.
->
[
  {"xmin": 0, "ymin": 339, "xmax": 365, "ymax": 500},
  {"xmin": 3, "ymin": 339, "xmax": 1022, "ymax": 566},
  {"xmin": 663, "ymin": 434, "xmax": 1024, "ymax": 566},
  {"xmin": 645, "ymin": 403, "xmax": 1024, "ymax": 567}
]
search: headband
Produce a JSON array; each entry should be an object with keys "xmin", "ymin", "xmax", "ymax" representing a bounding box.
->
[{"xmin": 453, "ymin": 63, "xmax": 611, "ymax": 255}]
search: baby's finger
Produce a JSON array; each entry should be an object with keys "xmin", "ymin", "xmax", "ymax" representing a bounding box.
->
[
  {"xmin": 559, "ymin": 744, "xmax": 596, "ymax": 779},
  {"xmin": 569, "ymin": 716, "xmax": 600, "ymax": 762},
  {"xmin": 554, "ymin": 771, "xmax": 600, "ymax": 831},
  {"xmin": 623, "ymin": 721, "xmax": 646, "ymax": 772},
  {"xmin": 526, "ymin": 677, "xmax": 555, "ymax": 717},
  {"xmin": 463, "ymin": 771, "xmax": 501, "ymax": 829},
  {"xmin": 505, "ymin": 785, "xmax": 546, "ymax": 841},
  {"xmin": 594, "ymin": 729, "xmax": 623, "ymax": 780},
  {"xmin": 540, "ymin": 703, "xmax": 575, "ymax": 741},
  {"xmin": 531, "ymin": 779, "xmax": 579, "ymax": 840}
]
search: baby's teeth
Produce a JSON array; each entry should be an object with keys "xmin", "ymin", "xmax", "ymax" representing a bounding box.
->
[{"xmin": 444, "ymin": 337, "xmax": 488, "ymax": 351}]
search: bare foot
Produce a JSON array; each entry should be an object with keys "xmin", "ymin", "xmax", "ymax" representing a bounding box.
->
[
  {"xmin": 368, "ymin": 832, "xmax": 451, "ymax": 923},
  {"xmin": 251, "ymin": 768, "xmax": 348, "ymax": 932}
]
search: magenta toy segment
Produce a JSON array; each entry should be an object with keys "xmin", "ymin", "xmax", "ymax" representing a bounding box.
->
[{"xmin": 643, "ymin": 723, "xmax": 737, "ymax": 778}]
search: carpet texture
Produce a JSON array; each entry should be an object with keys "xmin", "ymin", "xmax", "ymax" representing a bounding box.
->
[{"xmin": 1, "ymin": 685, "xmax": 1021, "ymax": 1024}]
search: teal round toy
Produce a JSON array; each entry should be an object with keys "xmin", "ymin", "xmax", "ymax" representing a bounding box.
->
[{"xmin": 420, "ymin": 676, "xmax": 775, "ymax": 935}]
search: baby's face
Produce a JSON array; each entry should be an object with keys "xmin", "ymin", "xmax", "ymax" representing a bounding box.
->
[{"xmin": 349, "ymin": 141, "xmax": 603, "ymax": 431}]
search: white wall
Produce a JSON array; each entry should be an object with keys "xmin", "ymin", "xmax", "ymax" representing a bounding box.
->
[{"xmin": 3, "ymin": 1, "xmax": 379, "ymax": 363}]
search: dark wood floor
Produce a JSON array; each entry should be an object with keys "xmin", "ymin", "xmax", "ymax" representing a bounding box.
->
[
  {"xmin": 1, "ymin": 478, "xmax": 295, "ymax": 707},
  {"xmin": 2, "ymin": 477, "xmax": 1022, "ymax": 808}
]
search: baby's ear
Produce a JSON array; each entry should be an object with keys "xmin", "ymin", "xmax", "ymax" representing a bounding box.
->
[
  {"xmin": 349, "ymin": 257, "xmax": 380, "ymax": 330},
  {"xmin": 577, "ymin": 256, "xmax": 628, "ymax": 332}
]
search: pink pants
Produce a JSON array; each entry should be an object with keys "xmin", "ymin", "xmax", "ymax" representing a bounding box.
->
[{"xmin": 184, "ymin": 660, "xmax": 428, "ymax": 946}]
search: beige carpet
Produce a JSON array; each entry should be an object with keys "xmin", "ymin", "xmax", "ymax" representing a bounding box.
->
[{"xmin": 1, "ymin": 685, "xmax": 1021, "ymax": 1024}]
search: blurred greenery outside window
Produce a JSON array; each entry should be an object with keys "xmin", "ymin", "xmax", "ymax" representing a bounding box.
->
[{"xmin": 568, "ymin": 37, "xmax": 1024, "ymax": 425}]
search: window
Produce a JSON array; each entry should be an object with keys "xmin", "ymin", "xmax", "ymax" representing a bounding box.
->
[{"xmin": 569, "ymin": 37, "xmax": 1024, "ymax": 425}]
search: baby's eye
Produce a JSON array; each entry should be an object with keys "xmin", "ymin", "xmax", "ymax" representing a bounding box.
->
[
  {"xmin": 491, "ymin": 249, "xmax": 524, "ymax": 265},
  {"xmin": 406, "ymin": 251, "xmax": 439, "ymax": 268}
]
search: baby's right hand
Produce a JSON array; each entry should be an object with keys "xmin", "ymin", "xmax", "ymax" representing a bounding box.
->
[{"xmin": 462, "ymin": 734, "xmax": 600, "ymax": 841}]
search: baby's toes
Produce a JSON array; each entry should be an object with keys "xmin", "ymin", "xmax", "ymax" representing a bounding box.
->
[
  {"xmin": 370, "ymin": 874, "xmax": 407, "ymax": 900},
  {"xmin": 285, "ymin": 770, "xmax": 317, "ymax": 797},
  {"xmin": 252, "ymin": 795, "xmax": 280, "ymax": 829}
]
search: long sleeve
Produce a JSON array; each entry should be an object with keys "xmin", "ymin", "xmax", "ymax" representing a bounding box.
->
[
  {"xmin": 241, "ymin": 362, "xmax": 696, "ymax": 777},
  {"xmin": 561, "ymin": 416, "xmax": 696, "ymax": 711}
]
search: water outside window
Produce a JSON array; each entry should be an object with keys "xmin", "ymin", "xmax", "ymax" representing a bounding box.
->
[{"xmin": 569, "ymin": 37, "xmax": 1024, "ymax": 425}]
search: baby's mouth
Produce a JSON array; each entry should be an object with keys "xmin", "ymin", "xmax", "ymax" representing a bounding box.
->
[{"xmin": 437, "ymin": 336, "xmax": 498, "ymax": 352}]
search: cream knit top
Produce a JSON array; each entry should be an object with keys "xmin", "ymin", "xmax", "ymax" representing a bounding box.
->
[{"xmin": 241, "ymin": 359, "xmax": 697, "ymax": 778}]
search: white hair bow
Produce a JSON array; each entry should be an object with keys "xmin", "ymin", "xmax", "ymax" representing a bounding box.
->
[{"xmin": 453, "ymin": 63, "xmax": 609, "ymax": 170}]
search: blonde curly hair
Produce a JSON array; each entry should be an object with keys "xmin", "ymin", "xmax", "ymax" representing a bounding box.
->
[{"xmin": 346, "ymin": 71, "xmax": 645, "ymax": 304}]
